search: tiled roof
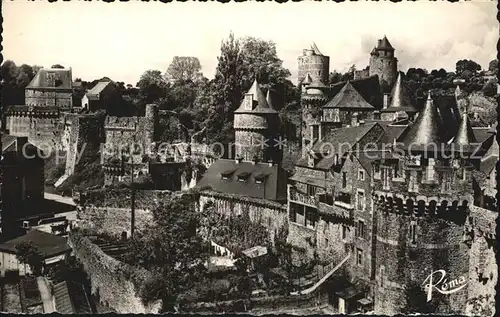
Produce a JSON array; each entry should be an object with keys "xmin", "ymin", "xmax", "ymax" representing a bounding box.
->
[
  {"xmin": 329, "ymin": 75, "xmax": 382, "ymax": 109},
  {"xmin": 400, "ymin": 93, "xmax": 445, "ymax": 149},
  {"xmin": 27, "ymin": 68, "xmax": 72, "ymax": 90},
  {"xmin": 472, "ymin": 127, "xmax": 493, "ymax": 145},
  {"xmin": 289, "ymin": 168, "xmax": 326, "ymax": 187},
  {"xmin": 323, "ymin": 81, "xmax": 375, "ymax": 110},
  {"xmin": 0, "ymin": 229, "xmax": 71, "ymax": 258},
  {"xmin": 196, "ymin": 159, "xmax": 287, "ymax": 202},
  {"xmin": 380, "ymin": 123, "xmax": 409, "ymax": 146},
  {"xmin": 381, "ymin": 73, "xmax": 417, "ymax": 113}
]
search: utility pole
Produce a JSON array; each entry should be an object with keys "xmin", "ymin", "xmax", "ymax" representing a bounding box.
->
[{"xmin": 130, "ymin": 155, "xmax": 135, "ymax": 239}]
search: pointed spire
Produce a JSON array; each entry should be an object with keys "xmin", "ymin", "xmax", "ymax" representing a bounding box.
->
[
  {"xmin": 453, "ymin": 111, "xmax": 476, "ymax": 146},
  {"xmin": 386, "ymin": 73, "xmax": 416, "ymax": 112},
  {"xmin": 401, "ymin": 92, "xmax": 444, "ymax": 148}
]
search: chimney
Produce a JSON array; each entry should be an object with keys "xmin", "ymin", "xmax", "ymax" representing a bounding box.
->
[
  {"xmin": 351, "ymin": 112, "xmax": 359, "ymax": 127},
  {"xmin": 383, "ymin": 93, "xmax": 390, "ymax": 109}
]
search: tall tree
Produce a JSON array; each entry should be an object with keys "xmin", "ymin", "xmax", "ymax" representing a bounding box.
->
[
  {"xmin": 136, "ymin": 70, "xmax": 168, "ymax": 104},
  {"xmin": 125, "ymin": 193, "xmax": 207, "ymax": 312},
  {"xmin": 15, "ymin": 241, "xmax": 44, "ymax": 276},
  {"xmin": 456, "ymin": 59, "xmax": 482, "ymax": 76},
  {"xmin": 51, "ymin": 64, "xmax": 65, "ymax": 69},
  {"xmin": 165, "ymin": 56, "xmax": 202, "ymax": 83}
]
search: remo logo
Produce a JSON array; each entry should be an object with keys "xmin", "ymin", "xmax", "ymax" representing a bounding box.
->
[{"xmin": 422, "ymin": 269, "xmax": 467, "ymax": 302}]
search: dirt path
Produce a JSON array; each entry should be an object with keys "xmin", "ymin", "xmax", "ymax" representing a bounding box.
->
[{"xmin": 37, "ymin": 277, "xmax": 55, "ymax": 313}]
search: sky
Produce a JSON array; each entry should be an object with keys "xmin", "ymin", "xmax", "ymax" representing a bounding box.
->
[{"xmin": 3, "ymin": 1, "xmax": 498, "ymax": 86}]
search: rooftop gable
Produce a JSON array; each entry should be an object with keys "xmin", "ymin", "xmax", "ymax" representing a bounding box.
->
[
  {"xmin": 323, "ymin": 81, "xmax": 375, "ymax": 110},
  {"xmin": 27, "ymin": 68, "xmax": 72, "ymax": 90}
]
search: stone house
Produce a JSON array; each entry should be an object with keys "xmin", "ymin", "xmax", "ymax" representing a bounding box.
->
[
  {"xmin": 81, "ymin": 81, "xmax": 118, "ymax": 112},
  {"xmin": 25, "ymin": 68, "xmax": 73, "ymax": 110}
]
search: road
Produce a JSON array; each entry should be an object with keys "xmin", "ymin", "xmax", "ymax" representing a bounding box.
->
[{"xmin": 44, "ymin": 192, "xmax": 76, "ymax": 206}]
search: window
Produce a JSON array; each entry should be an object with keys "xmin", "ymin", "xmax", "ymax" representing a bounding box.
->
[
  {"xmin": 355, "ymin": 220, "xmax": 366, "ymax": 239},
  {"xmin": 462, "ymin": 168, "xmax": 467, "ymax": 181},
  {"xmin": 357, "ymin": 248, "xmax": 363, "ymax": 266},
  {"xmin": 408, "ymin": 171, "xmax": 418, "ymax": 192},
  {"xmin": 342, "ymin": 225, "xmax": 347, "ymax": 240},
  {"xmin": 305, "ymin": 207, "xmax": 317, "ymax": 229},
  {"xmin": 357, "ymin": 190, "xmax": 366, "ymax": 211},
  {"xmin": 289, "ymin": 203, "xmax": 297, "ymax": 223},
  {"xmin": 307, "ymin": 184, "xmax": 316, "ymax": 197},
  {"xmin": 237, "ymin": 172, "xmax": 250, "ymax": 182},
  {"xmin": 426, "ymin": 158, "xmax": 435, "ymax": 181},
  {"xmin": 394, "ymin": 161, "xmax": 401, "ymax": 178},
  {"xmin": 312, "ymin": 125, "xmax": 320, "ymax": 141},
  {"xmin": 358, "ymin": 169, "xmax": 365, "ymax": 181},
  {"xmin": 410, "ymin": 224, "xmax": 417, "ymax": 244},
  {"xmin": 374, "ymin": 164, "xmax": 381, "ymax": 179},
  {"xmin": 342, "ymin": 172, "xmax": 347, "ymax": 188}
]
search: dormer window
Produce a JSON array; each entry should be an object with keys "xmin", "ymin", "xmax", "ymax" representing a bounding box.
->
[
  {"xmin": 221, "ymin": 169, "xmax": 235, "ymax": 180},
  {"xmin": 237, "ymin": 172, "xmax": 250, "ymax": 182},
  {"xmin": 254, "ymin": 173, "xmax": 267, "ymax": 184}
]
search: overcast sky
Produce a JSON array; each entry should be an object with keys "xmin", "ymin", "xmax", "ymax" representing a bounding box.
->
[{"xmin": 3, "ymin": 1, "xmax": 497, "ymax": 86}]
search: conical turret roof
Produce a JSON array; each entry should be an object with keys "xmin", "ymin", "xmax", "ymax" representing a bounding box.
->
[
  {"xmin": 307, "ymin": 78, "xmax": 327, "ymax": 89},
  {"xmin": 382, "ymin": 73, "xmax": 417, "ymax": 113},
  {"xmin": 453, "ymin": 111, "xmax": 477, "ymax": 146},
  {"xmin": 311, "ymin": 42, "xmax": 323, "ymax": 56},
  {"xmin": 400, "ymin": 93, "xmax": 444, "ymax": 149},
  {"xmin": 266, "ymin": 89, "xmax": 274, "ymax": 109},
  {"xmin": 377, "ymin": 35, "xmax": 394, "ymax": 51},
  {"xmin": 302, "ymin": 73, "xmax": 313, "ymax": 85},
  {"xmin": 235, "ymin": 79, "xmax": 277, "ymax": 114}
]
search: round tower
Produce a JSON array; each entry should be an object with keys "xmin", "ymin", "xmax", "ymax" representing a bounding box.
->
[
  {"xmin": 234, "ymin": 80, "xmax": 281, "ymax": 164},
  {"xmin": 301, "ymin": 79, "xmax": 329, "ymax": 147},
  {"xmin": 297, "ymin": 43, "xmax": 330, "ymax": 85},
  {"xmin": 372, "ymin": 93, "xmax": 472, "ymax": 314},
  {"xmin": 369, "ymin": 36, "xmax": 398, "ymax": 90}
]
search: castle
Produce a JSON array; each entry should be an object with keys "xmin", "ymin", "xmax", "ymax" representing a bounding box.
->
[{"xmin": 198, "ymin": 37, "xmax": 497, "ymax": 315}]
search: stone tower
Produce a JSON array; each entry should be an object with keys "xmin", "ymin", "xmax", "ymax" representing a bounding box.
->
[
  {"xmin": 297, "ymin": 43, "xmax": 330, "ymax": 84},
  {"xmin": 144, "ymin": 103, "xmax": 159, "ymax": 153},
  {"xmin": 301, "ymin": 78, "xmax": 329, "ymax": 147},
  {"xmin": 372, "ymin": 93, "xmax": 473, "ymax": 314},
  {"xmin": 234, "ymin": 79, "xmax": 281, "ymax": 164},
  {"xmin": 369, "ymin": 36, "xmax": 398, "ymax": 90}
]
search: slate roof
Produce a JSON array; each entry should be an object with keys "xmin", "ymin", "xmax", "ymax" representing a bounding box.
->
[
  {"xmin": 53, "ymin": 281, "xmax": 92, "ymax": 314},
  {"xmin": 1, "ymin": 134, "xmax": 17, "ymax": 152},
  {"xmin": 27, "ymin": 68, "xmax": 72, "ymax": 90},
  {"xmin": 196, "ymin": 159, "xmax": 287, "ymax": 202},
  {"xmin": 296, "ymin": 123, "xmax": 383, "ymax": 170},
  {"xmin": 379, "ymin": 124, "xmax": 409, "ymax": 146},
  {"xmin": 452, "ymin": 112, "xmax": 477, "ymax": 146},
  {"xmin": 323, "ymin": 82, "xmax": 375, "ymax": 110},
  {"xmin": 381, "ymin": 73, "xmax": 417, "ymax": 113},
  {"xmin": 235, "ymin": 80, "xmax": 277, "ymax": 114},
  {"xmin": 289, "ymin": 168, "xmax": 326, "ymax": 188},
  {"xmin": 399, "ymin": 93, "xmax": 445, "ymax": 149},
  {"xmin": 480, "ymin": 155, "xmax": 498, "ymax": 174},
  {"xmin": 377, "ymin": 36, "xmax": 395, "ymax": 51},
  {"xmin": 329, "ymin": 75, "xmax": 383, "ymax": 109},
  {"xmin": 86, "ymin": 81, "xmax": 112, "ymax": 100},
  {"xmin": 0, "ymin": 229, "xmax": 71, "ymax": 258}
]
